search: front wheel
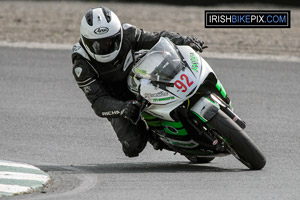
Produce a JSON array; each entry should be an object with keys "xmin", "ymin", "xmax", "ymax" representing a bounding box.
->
[{"xmin": 208, "ymin": 110, "xmax": 266, "ymax": 170}]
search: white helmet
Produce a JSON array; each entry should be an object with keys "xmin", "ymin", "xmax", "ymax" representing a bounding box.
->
[{"xmin": 80, "ymin": 7, "xmax": 123, "ymax": 63}]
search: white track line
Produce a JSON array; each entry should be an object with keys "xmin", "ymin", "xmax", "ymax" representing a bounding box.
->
[
  {"xmin": 0, "ymin": 161, "xmax": 39, "ymax": 170},
  {"xmin": 0, "ymin": 172, "xmax": 49, "ymax": 182},
  {"xmin": 0, "ymin": 184, "xmax": 31, "ymax": 194},
  {"xmin": 0, "ymin": 162, "xmax": 49, "ymax": 197}
]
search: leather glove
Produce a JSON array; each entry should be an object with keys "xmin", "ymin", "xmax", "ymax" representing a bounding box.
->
[
  {"xmin": 184, "ymin": 37, "xmax": 206, "ymax": 52},
  {"xmin": 120, "ymin": 100, "xmax": 142, "ymax": 123}
]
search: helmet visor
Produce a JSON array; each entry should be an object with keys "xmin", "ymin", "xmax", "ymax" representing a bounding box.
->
[{"xmin": 82, "ymin": 30, "xmax": 121, "ymax": 55}]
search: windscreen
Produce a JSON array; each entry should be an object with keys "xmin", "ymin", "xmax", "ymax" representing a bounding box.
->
[{"xmin": 133, "ymin": 37, "xmax": 184, "ymax": 82}]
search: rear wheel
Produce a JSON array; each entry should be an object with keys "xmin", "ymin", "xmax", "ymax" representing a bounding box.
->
[
  {"xmin": 185, "ymin": 155, "xmax": 215, "ymax": 164},
  {"xmin": 208, "ymin": 110, "xmax": 266, "ymax": 170}
]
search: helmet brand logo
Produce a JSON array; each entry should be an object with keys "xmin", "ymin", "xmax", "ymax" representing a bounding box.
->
[{"xmin": 94, "ymin": 27, "xmax": 109, "ymax": 35}]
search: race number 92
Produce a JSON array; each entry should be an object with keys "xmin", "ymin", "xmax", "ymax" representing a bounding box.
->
[{"xmin": 174, "ymin": 74, "xmax": 194, "ymax": 92}]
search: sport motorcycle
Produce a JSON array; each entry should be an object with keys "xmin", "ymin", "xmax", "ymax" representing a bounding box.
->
[{"xmin": 127, "ymin": 37, "xmax": 266, "ymax": 170}]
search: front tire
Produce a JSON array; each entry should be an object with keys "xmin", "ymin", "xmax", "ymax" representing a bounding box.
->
[{"xmin": 208, "ymin": 110, "xmax": 266, "ymax": 170}]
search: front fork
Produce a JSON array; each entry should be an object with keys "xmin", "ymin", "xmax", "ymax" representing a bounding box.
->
[{"xmin": 190, "ymin": 93, "xmax": 246, "ymax": 129}]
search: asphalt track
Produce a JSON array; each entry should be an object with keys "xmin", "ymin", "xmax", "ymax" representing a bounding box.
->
[{"xmin": 0, "ymin": 46, "xmax": 300, "ymax": 200}]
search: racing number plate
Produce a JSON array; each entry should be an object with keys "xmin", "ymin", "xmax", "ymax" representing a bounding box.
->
[{"xmin": 168, "ymin": 70, "xmax": 197, "ymax": 99}]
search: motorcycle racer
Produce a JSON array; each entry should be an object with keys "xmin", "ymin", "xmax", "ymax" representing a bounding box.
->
[{"xmin": 71, "ymin": 7, "xmax": 205, "ymax": 157}]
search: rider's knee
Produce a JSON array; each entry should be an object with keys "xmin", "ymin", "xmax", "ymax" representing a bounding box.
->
[{"xmin": 122, "ymin": 138, "xmax": 147, "ymax": 158}]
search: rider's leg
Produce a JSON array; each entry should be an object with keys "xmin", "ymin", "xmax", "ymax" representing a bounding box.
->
[{"xmin": 108, "ymin": 117, "xmax": 148, "ymax": 157}]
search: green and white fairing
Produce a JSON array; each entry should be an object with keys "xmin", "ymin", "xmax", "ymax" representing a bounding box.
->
[
  {"xmin": 127, "ymin": 38, "xmax": 265, "ymax": 170},
  {"xmin": 128, "ymin": 37, "xmax": 216, "ymax": 121}
]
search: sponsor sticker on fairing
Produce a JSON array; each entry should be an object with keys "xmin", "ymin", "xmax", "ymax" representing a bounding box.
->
[{"xmin": 144, "ymin": 91, "xmax": 169, "ymax": 99}]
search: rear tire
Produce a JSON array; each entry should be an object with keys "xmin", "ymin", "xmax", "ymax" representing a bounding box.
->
[
  {"xmin": 185, "ymin": 156, "xmax": 215, "ymax": 164},
  {"xmin": 208, "ymin": 110, "xmax": 266, "ymax": 170}
]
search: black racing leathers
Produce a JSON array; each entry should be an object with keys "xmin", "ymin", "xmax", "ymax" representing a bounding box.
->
[{"xmin": 72, "ymin": 24, "xmax": 197, "ymax": 119}]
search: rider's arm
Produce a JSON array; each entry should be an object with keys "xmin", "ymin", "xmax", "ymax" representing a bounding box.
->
[
  {"xmin": 133, "ymin": 26, "xmax": 203, "ymax": 51},
  {"xmin": 72, "ymin": 56, "xmax": 125, "ymax": 118},
  {"xmin": 136, "ymin": 30, "xmax": 188, "ymax": 49},
  {"xmin": 122, "ymin": 23, "xmax": 203, "ymax": 51}
]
